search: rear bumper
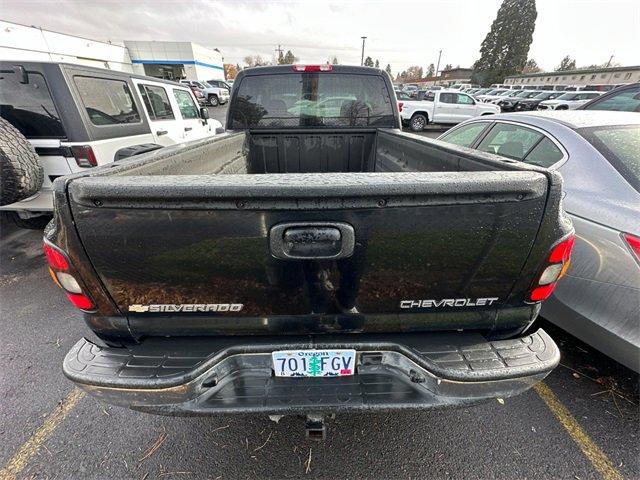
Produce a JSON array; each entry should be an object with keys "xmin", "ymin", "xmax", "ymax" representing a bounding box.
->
[{"xmin": 63, "ymin": 329, "xmax": 559, "ymax": 415}]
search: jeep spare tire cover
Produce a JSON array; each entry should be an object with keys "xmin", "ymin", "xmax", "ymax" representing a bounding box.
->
[{"xmin": 0, "ymin": 118, "xmax": 44, "ymax": 206}]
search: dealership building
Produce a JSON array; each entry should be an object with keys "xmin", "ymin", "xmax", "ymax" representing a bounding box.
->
[
  {"xmin": 504, "ymin": 65, "xmax": 640, "ymax": 87},
  {"xmin": 0, "ymin": 20, "xmax": 224, "ymax": 81},
  {"xmin": 124, "ymin": 41, "xmax": 224, "ymax": 81}
]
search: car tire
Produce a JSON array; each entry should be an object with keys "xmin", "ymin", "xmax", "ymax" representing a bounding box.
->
[
  {"xmin": 209, "ymin": 95, "xmax": 219, "ymax": 107},
  {"xmin": 2, "ymin": 211, "xmax": 52, "ymax": 230},
  {"xmin": 0, "ymin": 118, "xmax": 44, "ymax": 206},
  {"xmin": 409, "ymin": 114, "xmax": 428, "ymax": 132}
]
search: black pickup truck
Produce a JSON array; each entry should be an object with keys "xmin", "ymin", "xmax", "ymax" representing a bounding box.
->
[{"xmin": 47, "ymin": 65, "xmax": 573, "ymax": 435}]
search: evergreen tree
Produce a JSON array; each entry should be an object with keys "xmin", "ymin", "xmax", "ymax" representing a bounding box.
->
[
  {"xmin": 375, "ymin": 59, "xmax": 380, "ymax": 68},
  {"xmin": 426, "ymin": 63, "xmax": 435, "ymax": 77},
  {"xmin": 277, "ymin": 50, "xmax": 285, "ymax": 65},
  {"xmin": 308, "ymin": 356, "xmax": 322, "ymax": 376},
  {"xmin": 471, "ymin": 0, "xmax": 537, "ymax": 86},
  {"xmin": 364, "ymin": 56, "xmax": 374, "ymax": 67},
  {"xmin": 443, "ymin": 63, "xmax": 453, "ymax": 71},
  {"xmin": 556, "ymin": 55, "xmax": 576, "ymax": 71},
  {"xmin": 331, "ymin": 56, "xmax": 339, "ymax": 64},
  {"xmin": 522, "ymin": 58, "xmax": 541, "ymax": 73},
  {"xmin": 385, "ymin": 64, "xmax": 392, "ymax": 76},
  {"xmin": 283, "ymin": 50, "xmax": 297, "ymax": 64}
]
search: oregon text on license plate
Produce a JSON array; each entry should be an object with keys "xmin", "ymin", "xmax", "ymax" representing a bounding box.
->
[{"xmin": 272, "ymin": 349, "xmax": 356, "ymax": 377}]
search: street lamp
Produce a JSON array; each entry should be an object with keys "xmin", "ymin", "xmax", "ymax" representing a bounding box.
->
[{"xmin": 360, "ymin": 36, "xmax": 367, "ymax": 66}]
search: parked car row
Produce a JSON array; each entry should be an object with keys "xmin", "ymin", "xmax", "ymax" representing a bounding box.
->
[
  {"xmin": 0, "ymin": 62, "xmax": 223, "ymax": 227},
  {"xmin": 395, "ymin": 82, "xmax": 639, "ymax": 130}
]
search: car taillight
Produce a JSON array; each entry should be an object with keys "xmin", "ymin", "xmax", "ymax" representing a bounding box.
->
[
  {"xmin": 292, "ymin": 64, "xmax": 333, "ymax": 72},
  {"xmin": 70, "ymin": 145, "xmax": 97, "ymax": 168},
  {"xmin": 528, "ymin": 235, "xmax": 575, "ymax": 302},
  {"xmin": 623, "ymin": 233, "xmax": 640, "ymax": 263},
  {"xmin": 43, "ymin": 241, "xmax": 95, "ymax": 311},
  {"xmin": 398, "ymin": 102, "xmax": 404, "ymax": 112}
]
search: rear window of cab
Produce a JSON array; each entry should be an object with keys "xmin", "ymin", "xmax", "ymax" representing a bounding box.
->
[{"xmin": 230, "ymin": 73, "xmax": 395, "ymax": 129}]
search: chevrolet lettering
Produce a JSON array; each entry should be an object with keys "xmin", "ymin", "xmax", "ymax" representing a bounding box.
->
[{"xmin": 400, "ymin": 298, "xmax": 500, "ymax": 309}]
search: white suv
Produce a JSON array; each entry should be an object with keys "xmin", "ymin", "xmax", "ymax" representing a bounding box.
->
[
  {"xmin": 538, "ymin": 91, "xmax": 603, "ymax": 110},
  {"xmin": 0, "ymin": 62, "xmax": 222, "ymax": 228}
]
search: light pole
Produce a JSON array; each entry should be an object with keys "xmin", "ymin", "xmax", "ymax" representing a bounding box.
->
[
  {"xmin": 434, "ymin": 49, "xmax": 442, "ymax": 85},
  {"xmin": 360, "ymin": 36, "xmax": 367, "ymax": 66}
]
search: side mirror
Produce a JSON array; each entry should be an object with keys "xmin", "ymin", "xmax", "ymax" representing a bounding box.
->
[
  {"xmin": 200, "ymin": 107, "xmax": 209, "ymax": 120},
  {"xmin": 215, "ymin": 127, "xmax": 225, "ymax": 134}
]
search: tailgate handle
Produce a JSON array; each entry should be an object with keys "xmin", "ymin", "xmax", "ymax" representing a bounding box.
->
[{"xmin": 269, "ymin": 222, "xmax": 355, "ymax": 260}]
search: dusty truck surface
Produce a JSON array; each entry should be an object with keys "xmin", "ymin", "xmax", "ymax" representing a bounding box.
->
[{"xmin": 47, "ymin": 65, "xmax": 573, "ymax": 435}]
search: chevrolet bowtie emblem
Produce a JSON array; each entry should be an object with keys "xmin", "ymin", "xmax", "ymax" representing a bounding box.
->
[{"xmin": 128, "ymin": 304, "xmax": 149, "ymax": 312}]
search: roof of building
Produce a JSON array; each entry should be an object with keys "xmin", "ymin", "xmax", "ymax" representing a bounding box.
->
[{"xmin": 506, "ymin": 65, "xmax": 640, "ymax": 79}]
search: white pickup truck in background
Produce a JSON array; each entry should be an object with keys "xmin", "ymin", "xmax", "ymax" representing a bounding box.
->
[{"xmin": 400, "ymin": 90, "xmax": 500, "ymax": 131}]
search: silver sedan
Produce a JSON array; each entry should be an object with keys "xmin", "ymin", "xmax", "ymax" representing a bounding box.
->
[{"xmin": 437, "ymin": 111, "xmax": 640, "ymax": 372}]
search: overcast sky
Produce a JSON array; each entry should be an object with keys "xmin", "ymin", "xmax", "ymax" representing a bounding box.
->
[{"xmin": 2, "ymin": 0, "xmax": 639, "ymax": 74}]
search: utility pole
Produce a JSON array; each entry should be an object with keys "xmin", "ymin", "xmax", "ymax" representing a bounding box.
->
[
  {"xmin": 275, "ymin": 44, "xmax": 283, "ymax": 63},
  {"xmin": 434, "ymin": 49, "xmax": 442, "ymax": 85},
  {"xmin": 605, "ymin": 55, "xmax": 614, "ymax": 68},
  {"xmin": 360, "ymin": 36, "xmax": 367, "ymax": 66}
]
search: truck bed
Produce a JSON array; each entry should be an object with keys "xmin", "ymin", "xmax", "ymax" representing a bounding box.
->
[{"xmin": 101, "ymin": 128, "xmax": 529, "ymax": 176}]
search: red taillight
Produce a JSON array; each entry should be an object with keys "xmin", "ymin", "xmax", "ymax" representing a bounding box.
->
[
  {"xmin": 66, "ymin": 293, "xmax": 94, "ymax": 310},
  {"xmin": 398, "ymin": 102, "xmax": 404, "ymax": 113},
  {"xmin": 528, "ymin": 235, "xmax": 575, "ymax": 302},
  {"xmin": 548, "ymin": 236, "xmax": 575, "ymax": 263},
  {"xmin": 43, "ymin": 242, "xmax": 69, "ymax": 270},
  {"xmin": 292, "ymin": 64, "xmax": 333, "ymax": 72},
  {"xmin": 71, "ymin": 145, "xmax": 97, "ymax": 168},
  {"xmin": 623, "ymin": 233, "xmax": 640, "ymax": 262},
  {"xmin": 529, "ymin": 284, "xmax": 556, "ymax": 302},
  {"xmin": 43, "ymin": 241, "xmax": 95, "ymax": 311}
]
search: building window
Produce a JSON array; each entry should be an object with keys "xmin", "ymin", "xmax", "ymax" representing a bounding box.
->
[
  {"xmin": 571, "ymin": 76, "xmax": 577, "ymax": 80},
  {"xmin": 613, "ymin": 73, "xmax": 621, "ymax": 78},
  {"xmin": 601, "ymin": 74, "xmax": 606, "ymax": 78},
  {"xmin": 580, "ymin": 75, "xmax": 585, "ymax": 80},
  {"xmin": 624, "ymin": 72, "xmax": 632, "ymax": 79},
  {"xmin": 591, "ymin": 74, "xmax": 596, "ymax": 80}
]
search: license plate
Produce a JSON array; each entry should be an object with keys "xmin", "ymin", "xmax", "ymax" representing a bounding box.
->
[{"xmin": 272, "ymin": 349, "xmax": 356, "ymax": 377}]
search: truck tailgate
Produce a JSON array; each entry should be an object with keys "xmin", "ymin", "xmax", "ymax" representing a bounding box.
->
[{"xmin": 66, "ymin": 171, "xmax": 549, "ymax": 335}]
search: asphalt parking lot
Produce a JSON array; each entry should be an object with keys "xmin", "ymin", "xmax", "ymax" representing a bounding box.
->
[{"xmin": 0, "ymin": 109, "xmax": 638, "ymax": 480}]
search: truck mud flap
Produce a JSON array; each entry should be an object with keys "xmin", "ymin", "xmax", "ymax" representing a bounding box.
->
[{"xmin": 64, "ymin": 329, "xmax": 559, "ymax": 415}]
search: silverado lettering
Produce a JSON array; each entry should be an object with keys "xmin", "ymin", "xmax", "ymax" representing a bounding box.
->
[{"xmin": 129, "ymin": 304, "xmax": 243, "ymax": 313}]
